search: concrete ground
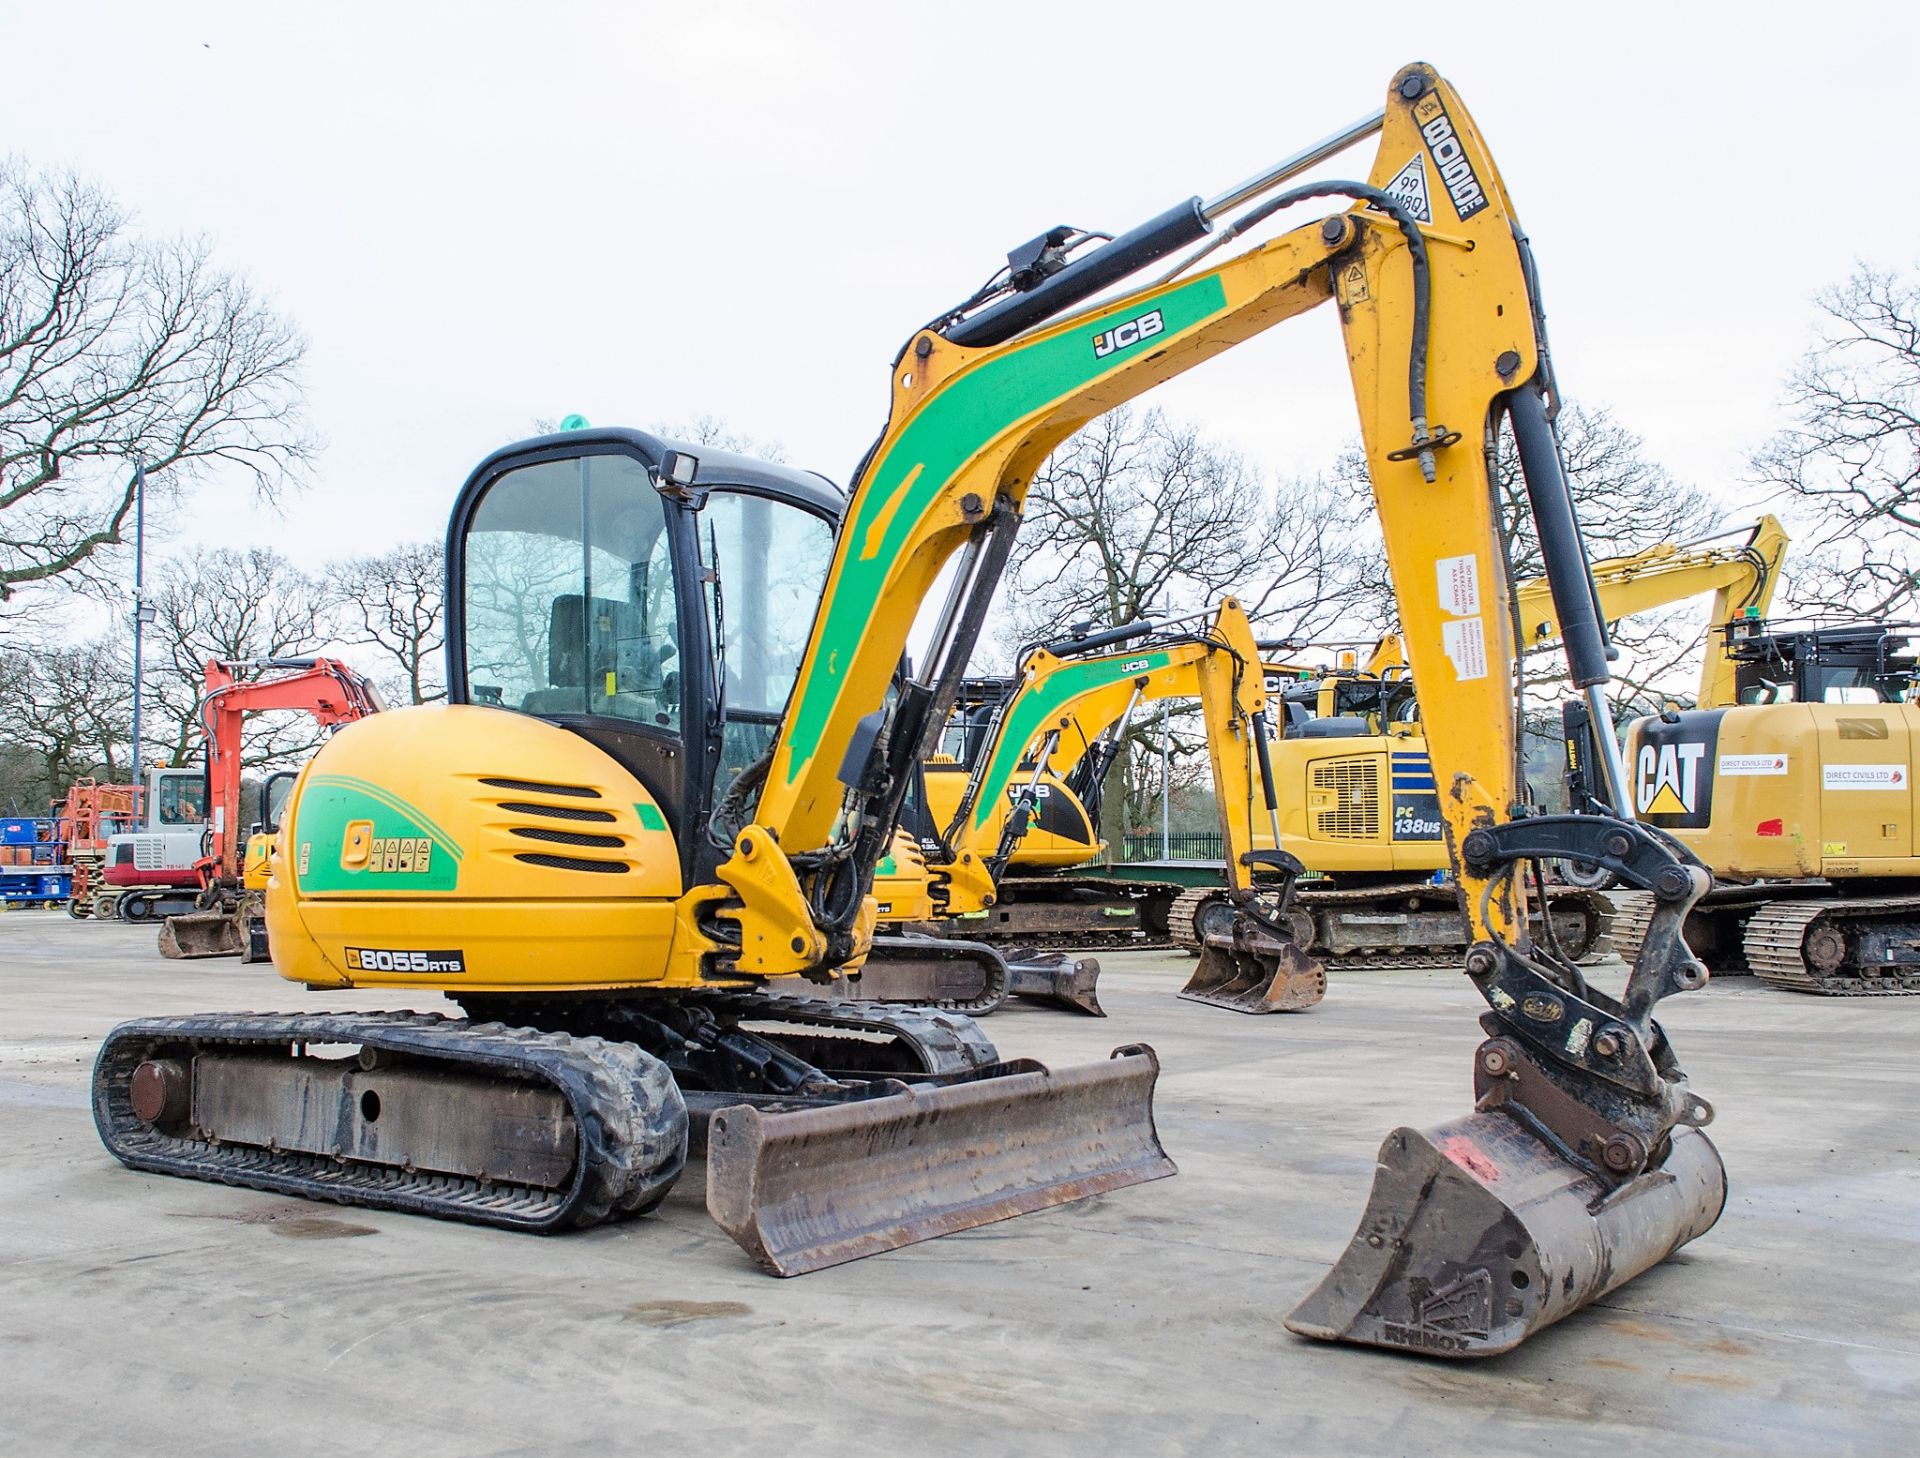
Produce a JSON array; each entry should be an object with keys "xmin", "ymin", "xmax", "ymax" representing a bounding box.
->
[{"xmin": 3, "ymin": 912, "xmax": 1916, "ymax": 1457}]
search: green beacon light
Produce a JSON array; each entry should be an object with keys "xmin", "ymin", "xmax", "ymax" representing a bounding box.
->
[{"xmin": 559, "ymin": 413, "xmax": 591, "ymax": 431}]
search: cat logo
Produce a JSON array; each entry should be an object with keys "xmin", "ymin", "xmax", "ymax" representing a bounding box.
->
[{"xmin": 1631, "ymin": 711, "xmax": 1722, "ymax": 829}]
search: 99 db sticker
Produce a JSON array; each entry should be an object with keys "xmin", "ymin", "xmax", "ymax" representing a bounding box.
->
[{"xmin": 344, "ymin": 946, "xmax": 467, "ymax": 974}]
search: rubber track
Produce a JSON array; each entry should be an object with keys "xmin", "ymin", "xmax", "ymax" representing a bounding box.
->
[
  {"xmin": 1743, "ymin": 896, "xmax": 1920, "ymax": 996},
  {"xmin": 856, "ymin": 935, "xmax": 1010, "ymax": 1015},
  {"xmin": 964, "ymin": 877, "xmax": 1185, "ymax": 952},
  {"xmin": 92, "ymin": 1010, "xmax": 688, "ymax": 1231},
  {"xmin": 1168, "ymin": 883, "xmax": 1609, "ymax": 970}
]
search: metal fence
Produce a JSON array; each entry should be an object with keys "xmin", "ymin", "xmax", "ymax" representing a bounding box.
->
[{"xmin": 1119, "ymin": 832, "xmax": 1224, "ymax": 861}]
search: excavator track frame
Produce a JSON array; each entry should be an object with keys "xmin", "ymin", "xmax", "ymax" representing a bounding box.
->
[
  {"xmin": 1169, "ymin": 881, "xmax": 1612, "ymax": 968},
  {"xmin": 93, "ymin": 1010, "xmax": 688, "ymax": 1231}
]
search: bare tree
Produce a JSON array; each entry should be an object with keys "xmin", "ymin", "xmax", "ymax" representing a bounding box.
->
[
  {"xmin": 1752, "ymin": 264, "xmax": 1920, "ymax": 622},
  {"xmin": 1004, "ymin": 407, "xmax": 1365, "ymax": 646},
  {"xmin": 0, "ymin": 636, "xmax": 131, "ymax": 804},
  {"xmin": 1001, "ymin": 406, "xmax": 1368, "ymax": 838},
  {"xmin": 331, "ymin": 542, "xmax": 446, "ymax": 704},
  {"xmin": 145, "ymin": 547, "xmax": 332, "ymax": 769},
  {"xmin": 0, "ymin": 161, "xmax": 312, "ymax": 618},
  {"xmin": 1338, "ymin": 399, "xmax": 1725, "ymax": 708}
]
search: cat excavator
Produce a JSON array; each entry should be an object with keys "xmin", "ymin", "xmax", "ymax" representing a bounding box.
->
[
  {"xmin": 1616, "ymin": 616, "xmax": 1918, "ymax": 992},
  {"xmin": 92, "ymin": 64, "xmax": 1724, "ymax": 1355}
]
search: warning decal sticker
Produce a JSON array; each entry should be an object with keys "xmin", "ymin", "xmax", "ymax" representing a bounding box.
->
[
  {"xmin": 1437, "ymin": 555, "xmax": 1481, "ymax": 616},
  {"xmin": 1378, "ymin": 154, "xmax": 1432, "ymax": 225},
  {"xmin": 1442, "ymin": 618, "xmax": 1487, "ymax": 680}
]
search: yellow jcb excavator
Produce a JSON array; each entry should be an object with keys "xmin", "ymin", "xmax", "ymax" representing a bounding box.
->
[
  {"xmin": 883, "ymin": 597, "xmax": 1327, "ymax": 1013},
  {"xmin": 791, "ymin": 597, "xmax": 1296, "ymax": 1015},
  {"xmin": 92, "ymin": 64, "xmax": 1724, "ymax": 1355}
]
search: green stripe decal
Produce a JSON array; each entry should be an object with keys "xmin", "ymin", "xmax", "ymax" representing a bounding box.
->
[
  {"xmin": 633, "ymin": 801, "xmax": 667, "ymax": 831},
  {"xmin": 312, "ymin": 775, "xmax": 465, "ymax": 860},
  {"xmin": 783, "ymin": 274, "xmax": 1228, "ymax": 784},
  {"xmin": 972, "ymin": 650, "xmax": 1173, "ymax": 830},
  {"xmin": 292, "ymin": 776, "xmax": 463, "ymax": 894}
]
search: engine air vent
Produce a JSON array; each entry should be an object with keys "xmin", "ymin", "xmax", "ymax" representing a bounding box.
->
[
  {"xmin": 513, "ymin": 852, "xmax": 629, "ymax": 874},
  {"xmin": 480, "ymin": 777, "xmax": 599, "ymax": 799},
  {"xmin": 496, "ymin": 800, "xmax": 617, "ymax": 823},
  {"xmin": 1311, "ymin": 758, "xmax": 1382, "ymax": 840},
  {"xmin": 509, "ymin": 826, "xmax": 624, "ymax": 850}
]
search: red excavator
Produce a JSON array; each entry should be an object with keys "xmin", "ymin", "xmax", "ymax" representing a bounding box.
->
[{"xmin": 157, "ymin": 657, "xmax": 383, "ymax": 959}]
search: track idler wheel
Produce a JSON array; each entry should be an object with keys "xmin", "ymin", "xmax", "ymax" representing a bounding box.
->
[
  {"xmin": 1179, "ymin": 902, "xmax": 1325, "ymax": 1014},
  {"xmin": 1286, "ymin": 1114, "xmax": 1726, "ymax": 1356}
]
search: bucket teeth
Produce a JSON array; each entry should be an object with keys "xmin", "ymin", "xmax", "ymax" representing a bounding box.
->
[
  {"xmin": 1285, "ymin": 1115, "xmax": 1726, "ymax": 1356},
  {"xmin": 706, "ymin": 1045, "xmax": 1174, "ymax": 1276},
  {"xmin": 1179, "ymin": 913, "xmax": 1326, "ymax": 1013}
]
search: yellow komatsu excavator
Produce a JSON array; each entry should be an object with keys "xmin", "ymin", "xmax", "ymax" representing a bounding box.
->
[
  {"xmin": 92, "ymin": 64, "xmax": 1725, "ymax": 1355},
  {"xmin": 1614, "ymin": 616, "xmax": 1918, "ymax": 993}
]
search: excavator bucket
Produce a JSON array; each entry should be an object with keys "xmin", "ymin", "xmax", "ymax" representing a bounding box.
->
[
  {"xmin": 1285, "ymin": 1114, "xmax": 1726, "ymax": 1356},
  {"xmin": 1179, "ymin": 910, "xmax": 1326, "ymax": 1013},
  {"xmin": 1004, "ymin": 949, "xmax": 1105, "ymax": 1016},
  {"xmin": 156, "ymin": 911, "xmax": 244, "ymax": 960},
  {"xmin": 706, "ymin": 1044, "xmax": 1174, "ymax": 1276}
]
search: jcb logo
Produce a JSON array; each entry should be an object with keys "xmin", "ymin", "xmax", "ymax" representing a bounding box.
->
[
  {"xmin": 1092, "ymin": 309, "xmax": 1164, "ymax": 359},
  {"xmin": 1631, "ymin": 711, "xmax": 1722, "ymax": 829}
]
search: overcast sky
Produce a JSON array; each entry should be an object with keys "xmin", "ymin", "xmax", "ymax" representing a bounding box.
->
[{"xmin": 8, "ymin": 0, "xmax": 1919, "ymax": 582}]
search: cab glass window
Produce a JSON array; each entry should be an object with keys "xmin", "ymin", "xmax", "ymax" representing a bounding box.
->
[
  {"xmin": 156, "ymin": 775, "xmax": 206, "ymax": 826},
  {"xmin": 463, "ymin": 453, "xmax": 682, "ymax": 733},
  {"xmin": 698, "ymin": 490, "xmax": 835, "ymax": 777}
]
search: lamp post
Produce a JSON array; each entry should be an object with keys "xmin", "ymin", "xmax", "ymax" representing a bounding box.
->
[
  {"xmin": 1159, "ymin": 710, "xmax": 1171, "ymax": 859},
  {"xmin": 129, "ymin": 462, "xmax": 150, "ymax": 785}
]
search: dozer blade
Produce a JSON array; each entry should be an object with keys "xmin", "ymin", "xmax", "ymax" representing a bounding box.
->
[
  {"xmin": 156, "ymin": 911, "xmax": 244, "ymax": 960},
  {"xmin": 1285, "ymin": 1114, "xmax": 1726, "ymax": 1357},
  {"xmin": 706, "ymin": 1044, "xmax": 1174, "ymax": 1276},
  {"xmin": 1179, "ymin": 914, "xmax": 1326, "ymax": 1014},
  {"xmin": 1004, "ymin": 948, "xmax": 1105, "ymax": 1016}
]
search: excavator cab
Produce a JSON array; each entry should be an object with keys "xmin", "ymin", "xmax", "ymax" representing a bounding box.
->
[{"xmin": 452, "ymin": 434, "xmax": 842, "ymax": 885}]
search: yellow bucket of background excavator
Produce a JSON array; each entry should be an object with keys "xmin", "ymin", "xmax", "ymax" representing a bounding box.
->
[
  {"xmin": 1285, "ymin": 1111, "xmax": 1726, "ymax": 1356},
  {"xmin": 705, "ymin": 1045, "xmax": 1174, "ymax": 1276}
]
